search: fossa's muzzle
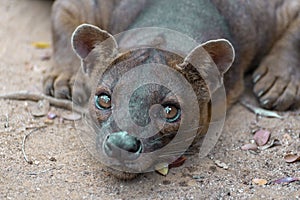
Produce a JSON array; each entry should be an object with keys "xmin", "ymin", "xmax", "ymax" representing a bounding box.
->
[{"xmin": 104, "ymin": 131, "xmax": 143, "ymax": 161}]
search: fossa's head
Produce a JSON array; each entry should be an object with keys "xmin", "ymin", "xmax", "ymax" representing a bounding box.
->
[{"xmin": 71, "ymin": 24, "xmax": 234, "ymax": 179}]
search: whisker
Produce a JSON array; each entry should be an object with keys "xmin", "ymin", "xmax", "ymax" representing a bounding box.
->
[{"xmin": 158, "ymin": 150, "xmax": 195, "ymax": 158}]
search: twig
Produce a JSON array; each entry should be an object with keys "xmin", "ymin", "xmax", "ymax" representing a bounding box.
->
[
  {"xmin": 22, "ymin": 126, "xmax": 46, "ymax": 164},
  {"xmin": 4, "ymin": 114, "xmax": 9, "ymax": 128},
  {"xmin": 0, "ymin": 90, "xmax": 84, "ymax": 113},
  {"xmin": 27, "ymin": 165, "xmax": 63, "ymax": 176},
  {"xmin": 25, "ymin": 125, "xmax": 47, "ymax": 130},
  {"xmin": 239, "ymin": 100, "xmax": 284, "ymax": 119}
]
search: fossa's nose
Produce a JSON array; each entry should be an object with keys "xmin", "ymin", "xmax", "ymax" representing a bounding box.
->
[{"xmin": 104, "ymin": 131, "xmax": 142, "ymax": 161}]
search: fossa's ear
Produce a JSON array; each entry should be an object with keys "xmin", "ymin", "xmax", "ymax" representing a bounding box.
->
[
  {"xmin": 72, "ymin": 24, "xmax": 118, "ymax": 74},
  {"xmin": 200, "ymin": 39, "xmax": 235, "ymax": 75},
  {"xmin": 178, "ymin": 39, "xmax": 235, "ymax": 93},
  {"xmin": 72, "ymin": 23, "xmax": 117, "ymax": 59},
  {"xmin": 184, "ymin": 39, "xmax": 235, "ymax": 76}
]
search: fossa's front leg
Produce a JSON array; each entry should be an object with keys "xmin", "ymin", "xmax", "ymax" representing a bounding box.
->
[
  {"xmin": 44, "ymin": 0, "xmax": 147, "ymax": 103},
  {"xmin": 252, "ymin": 6, "xmax": 300, "ymax": 110},
  {"xmin": 43, "ymin": 0, "xmax": 115, "ymax": 103}
]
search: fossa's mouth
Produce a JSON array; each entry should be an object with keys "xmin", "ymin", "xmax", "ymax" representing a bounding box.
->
[{"xmin": 94, "ymin": 125, "xmax": 180, "ymax": 172}]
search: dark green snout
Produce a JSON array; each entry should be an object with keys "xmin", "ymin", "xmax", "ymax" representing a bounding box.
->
[{"xmin": 104, "ymin": 131, "xmax": 142, "ymax": 161}]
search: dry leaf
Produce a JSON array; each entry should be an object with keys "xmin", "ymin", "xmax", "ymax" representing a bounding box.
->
[
  {"xmin": 253, "ymin": 129, "xmax": 271, "ymax": 146},
  {"xmin": 31, "ymin": 42, "xmax": 51, "ymax": 49},
  {"xmin": 273, "ymin": 177, "xmax": 300, "ymax": 184},
  {"xmin": 241, "ymin": 143, "xmax": 258, "ymax": 151},
  {"xmin": 252, "ymin": 178, "xmax": 268, "ymax": 185},
  {"xmin": 155, "ymin": 163, "xmax": 169, "ymax": 176},
  {"xmin": 284, "ymin": 154, "xmax": 300, "ymax": 163},
  {"xmin": 169, "ymin": 156, "xmax": 186, "ymax": 168}
]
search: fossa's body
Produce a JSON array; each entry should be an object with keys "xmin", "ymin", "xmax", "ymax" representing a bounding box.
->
[{"xmin": 44, "ymin": 0, "xmax": 300, "ymax": 178}]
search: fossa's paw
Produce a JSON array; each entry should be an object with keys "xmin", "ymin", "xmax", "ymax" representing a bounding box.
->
[
  {"xmin": 44, "ymin": 69, "xmax": 71, "ymax": 99},
  {"xmin": 43, "ymin": 69, "xmax": 89, "ymax": 105},
  {"xmin": 252, "ymin": 55, "xmax": 300, "ymax": 111}
]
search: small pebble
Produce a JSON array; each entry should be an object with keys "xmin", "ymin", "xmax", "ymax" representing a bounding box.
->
[
  {"xmin": 34, "ymin": 160, "xmax": 40, "ymax": 165},
  {"xmin": 47, "ymin": 112, "xmax": 57, "ymax": 120},
  {"xmin": 252, "ymin": 178, "xmax": 268, "ymax": 185},
  {"xmin": 192, "ymin": 174, "xmax": 205, "ymax": 179},
  {"xmin": 162, "ymin": 180, "xmax": 171, "ymax": 185},
  {"xmin": 62, "ymin": 112, "xmax": 81, "ymax": 121},
  {"xmin": 49, "ymin": 157, "xmax": 57, "ymax": 162},
  {"xmin": 214, "ymin": 160, "xmax": 229, "ymax": 170},
  {"xmin": 44, "ymin": 118, "xmax": 54, "ymax": 125},
  {"xmin": 241, "ymin": 143, "xmax": 258, "ymax": 151}
]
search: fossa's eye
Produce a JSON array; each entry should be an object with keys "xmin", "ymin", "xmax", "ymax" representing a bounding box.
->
[
  {"xmin": 163, "ymin": 104, "xmax": 181, "ymax": 123},
  {"xmin": 95, "ymin": 93, "xmax": 111, "ymax": 110}
]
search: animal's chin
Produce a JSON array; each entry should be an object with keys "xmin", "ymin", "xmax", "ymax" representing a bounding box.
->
[{"xmin": 98, "ymin": 151, "xmax": 156, "ymax": 173}]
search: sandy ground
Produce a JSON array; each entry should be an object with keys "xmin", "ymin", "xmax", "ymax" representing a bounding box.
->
[{"xmin": 0, "ymin": 1, "xmax": 299, "ymax": 199}]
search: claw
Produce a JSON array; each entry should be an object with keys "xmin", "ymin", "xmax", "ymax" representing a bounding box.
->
[
  {"xmin": 257, "ymin": 90, "xmax": 264, "ymax": 97},
  {"xmin": 261, "ymin": 99, "xmax": 270, "ymax": 106},
  {"xmin": 253, "ymin": 74, "xmax": 261, "ymax": 83}
]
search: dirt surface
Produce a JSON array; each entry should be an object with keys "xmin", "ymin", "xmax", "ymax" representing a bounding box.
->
[{"xmin": 0, "ymin": 1, "xmax": 299, "ymax": 199}]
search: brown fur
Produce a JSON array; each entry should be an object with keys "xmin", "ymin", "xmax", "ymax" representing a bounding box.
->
[{"xmin": 44, "ymin": 0, "xmax": 300, "ymax": 179}]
